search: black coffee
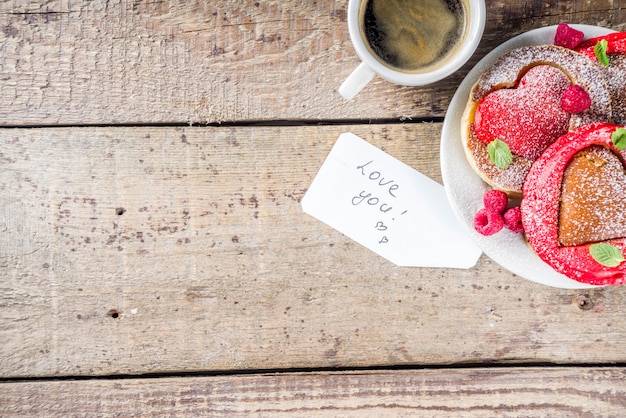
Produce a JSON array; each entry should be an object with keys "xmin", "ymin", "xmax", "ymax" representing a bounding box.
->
[{"xmin": 362, "ymin": 0, "xmax": 467, "ymax": 72}]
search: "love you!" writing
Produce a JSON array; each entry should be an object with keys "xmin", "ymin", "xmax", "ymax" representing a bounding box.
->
[{"xmin": 352, "ymin": 160, "xmax": 408, "ymax": 244}]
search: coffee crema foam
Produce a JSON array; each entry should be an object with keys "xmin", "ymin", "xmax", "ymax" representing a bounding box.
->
[{"xmin": 362, "ymin": 0, "xmax": 467, "ymax": 72}]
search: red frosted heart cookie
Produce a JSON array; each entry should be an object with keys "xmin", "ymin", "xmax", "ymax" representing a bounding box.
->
[
  {"xmin": 474, "ymin": 65, "xmax": 571, "ymax": 160},
  {"xmin": 462, "ymin": 45, "xmax": 612, "ymax": 196},
  {"xmin": 521, "ymin": 122, "xmax": 626, "ymax": 285}
]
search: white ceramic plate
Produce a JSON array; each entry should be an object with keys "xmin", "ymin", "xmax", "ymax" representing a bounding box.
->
[{"xmin": 440, "ymin": 25, "xmax": 614, "ymax": 289}]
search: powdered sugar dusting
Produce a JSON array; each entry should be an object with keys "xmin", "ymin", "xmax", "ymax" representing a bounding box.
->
[{"xmin": 603, "ymin": 54, "xmax": 626, "ymax": 124}]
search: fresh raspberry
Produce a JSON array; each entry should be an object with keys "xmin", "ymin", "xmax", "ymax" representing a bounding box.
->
[
  {"xmin": 554, "ymin": 23, "xmax": 585, "ymax": 49},
  {"xmin": 474, "ymin": 208, "xmax": 504, "ymax": 236},
  {"xmin": 503, "ymin": 207, "xmax": 524, "ymax": 233},
  {"xmin": 483, "ymin": 189, "xmax": 508, "ymax": 214},
  {"xmin": 561, "ymin": 84, "xmax": 591, "ymax": 113}
]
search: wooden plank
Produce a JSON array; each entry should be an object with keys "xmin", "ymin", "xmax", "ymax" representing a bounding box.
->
[
  {"xmin": 2, "ymin": 124, "xmax": 626, "ymax": 378},
  {"xmin": 1, "ymin": 1, "xmax": 626, "ymax": 125},
  {"xmin": 1, "ymin": 367, "xmax": 625, "ymax": 416}
]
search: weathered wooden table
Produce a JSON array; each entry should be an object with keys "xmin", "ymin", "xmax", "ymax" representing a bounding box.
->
[{"xmin": 1, "ymin": 1, "xmax": 625, "ymax": 416}]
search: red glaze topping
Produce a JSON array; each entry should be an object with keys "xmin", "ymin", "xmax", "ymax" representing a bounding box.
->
[
  {"xmin": 575, "ymin": 31, "xmax": 626, "ymax": 60},
  {"xmin": 474, "ymin": 65, "xmax": 571, "ymax": 160},
  {"xmin": 521, "ymin": 122, "xmax": 626, "ymax": 285}
]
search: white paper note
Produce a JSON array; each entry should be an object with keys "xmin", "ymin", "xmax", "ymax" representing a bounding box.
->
[{"xmin": 302, "ymin": 132, "xmax": 481, "ymax": 268}]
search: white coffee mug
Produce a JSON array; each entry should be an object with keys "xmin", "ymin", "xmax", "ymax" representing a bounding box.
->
[{"xmin": 339, "ymin": 0, "xmax": 486, "ymax": 100}]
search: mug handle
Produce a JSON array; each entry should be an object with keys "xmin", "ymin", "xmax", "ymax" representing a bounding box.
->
[{"xmin": 338, "ymin": 62, "xmax": 376, "ymax": 100}]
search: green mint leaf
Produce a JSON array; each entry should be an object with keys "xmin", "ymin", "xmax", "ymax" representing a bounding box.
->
[
  {"xmin": 594, "ymin": 39, "xmax": 610, "ymax": 66},
  {"xmin": 611, "ymin": 127, "xmax": 626, "ymax": 150},
  {"xmin": 589, "ymin": 243, "xmax": 624, "ymax": 267},
  {"xmin": 487, "ymin": 139, "xmax": 513, "ymax": 169}
]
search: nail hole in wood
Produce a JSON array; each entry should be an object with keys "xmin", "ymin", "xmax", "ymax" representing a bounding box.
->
[
  {"xmin": 576, "ymin": 294, "xmax": 594, "ymax": 311},
  {"xmin": 108, "ymin": 309, "xmax": 121, "ymax": 319},
  {"xmin": 115, "ymin": 207, "xmax": 126, "ymax": 216}
]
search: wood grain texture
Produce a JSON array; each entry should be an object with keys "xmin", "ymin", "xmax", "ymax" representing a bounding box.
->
[
  {"xmin": 1, "ymin": 125, "xmax": 625, "ymax": 378},
  {"xmin": 1, "ymin": 0, "xmax": 626, "ymax": 125},
  {"xmin": 1, "ymin": 367, "xmax": 625, "ymax": 417}
]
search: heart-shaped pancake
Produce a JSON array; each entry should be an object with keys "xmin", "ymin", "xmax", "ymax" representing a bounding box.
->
[
  {"xmin": 559, "ymin": 145, "xmax": 626, "ymax": 246},
  {"xmin": 521, "ymin": 123, "xmax": 626, "ymax": 286},
  {"xmin": 462, "ymin": 45, "xmax": 612, "ymax": 196}
]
